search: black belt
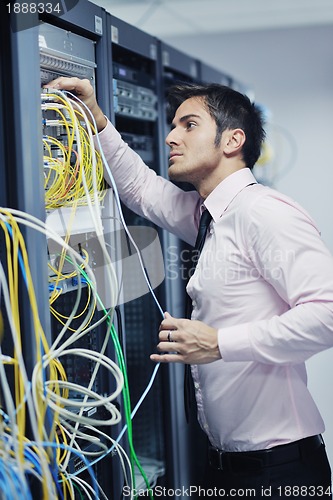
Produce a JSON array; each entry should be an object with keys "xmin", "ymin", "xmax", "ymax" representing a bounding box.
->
[{"xmin": 208, "ymin": 435, "xmax": 323, "ymax": 473}]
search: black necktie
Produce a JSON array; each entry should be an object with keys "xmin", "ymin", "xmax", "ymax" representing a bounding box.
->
[
  {"xmin": 195, "ymin": 209, "xmax": 213, "ymax": 247},
  {"xmin": 184, "ymin": 208, "xmax": 212, "ymax": 421}
]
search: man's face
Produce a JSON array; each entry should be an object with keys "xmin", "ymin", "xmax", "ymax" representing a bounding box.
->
[{"xmin": 165, "ymin": 96, "xmax": 223, "ymax": 188}]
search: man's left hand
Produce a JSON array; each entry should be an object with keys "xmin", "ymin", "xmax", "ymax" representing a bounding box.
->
[{"xmin": 150, "ymin": 312, "xmax": 221, "ymax": 364}]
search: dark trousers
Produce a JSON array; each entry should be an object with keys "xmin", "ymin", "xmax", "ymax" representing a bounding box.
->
[{"xmin": 203, "ymin": 437, "xmax": 332, "ymax": 499}]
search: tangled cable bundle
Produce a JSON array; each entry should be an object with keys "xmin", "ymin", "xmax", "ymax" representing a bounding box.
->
[{"xmin": 0, "ymin": 90, "xmax": 165, "ymax": 498}]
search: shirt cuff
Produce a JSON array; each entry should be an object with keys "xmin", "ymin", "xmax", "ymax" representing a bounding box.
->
[
  {"xmin": 218, "ymin": 322, "xmax": 253, "ymax": 362},
  {"xmin": 93, "ymin": 118, "xmax": 123, "ymax": 155},
  {"xmin": 97, "ymin": 116, "xmax": 111, "ymax": 136}
]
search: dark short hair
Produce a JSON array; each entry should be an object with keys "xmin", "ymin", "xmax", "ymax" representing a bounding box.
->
[{"xmin": 167, "ymin": 83, "xmax": 266, "ymax": 169}]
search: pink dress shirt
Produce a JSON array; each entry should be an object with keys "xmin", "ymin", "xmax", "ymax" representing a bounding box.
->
[{"xmin": 97, "ymin": 119, "xmax": 333, "ymax": 452}]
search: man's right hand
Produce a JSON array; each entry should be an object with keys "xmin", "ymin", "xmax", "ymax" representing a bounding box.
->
[{"xmin": 44, "ymin": 77, "xmax": 107, "ymax": 132}]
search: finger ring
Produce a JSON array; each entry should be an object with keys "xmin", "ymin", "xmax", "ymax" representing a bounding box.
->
[{"xmin": 167, "ymin": 330, "xmax": 173, "ymax": 342}]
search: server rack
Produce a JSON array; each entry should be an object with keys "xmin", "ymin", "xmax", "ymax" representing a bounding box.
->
[
  {"xmin": 38, "ymin": 5, "xmax": 127, "ymax": 498},
  {"xmin": 1, "ymin": 3, "xmax": 51, "ymax": 348},
  {"xmin": 1, "ymin": 1, "xmax": 127, "ymax": 497},
  {"xmin": 199, "ymin": 61, "xmax": 233, "ymax": 87}
]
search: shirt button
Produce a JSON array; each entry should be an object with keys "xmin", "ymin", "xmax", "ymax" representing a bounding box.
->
[
  {"xmin": 194, "ymin": 382, "xmax": 200, "ymax": 389},
  {"xmin": 204, "ymin": 424, "xmax": 209, "ymax": 430}
]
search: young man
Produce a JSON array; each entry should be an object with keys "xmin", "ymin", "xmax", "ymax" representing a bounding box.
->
[{"xmin": 48, "ymin": 77, "xmax": 333, "ymax": 497}]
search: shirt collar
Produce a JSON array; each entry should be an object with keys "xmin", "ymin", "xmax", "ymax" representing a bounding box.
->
[{"xmin": 203, "ymin": 168, "xmax": 257, "ymax": 222}]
